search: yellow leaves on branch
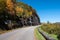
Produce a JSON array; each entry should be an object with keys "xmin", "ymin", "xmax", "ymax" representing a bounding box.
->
[
  {"xmin": 16, "ymin": 6, "xmax": 32, "ymax": 17},
  {"xmin": 0, "ymin": 0, "xmax": 33, "ymax": 17},
  {"xmin": 15, "ymin": 6, "xmax": 24, "ymax": 17},
  {"xmin": 6, "ymin": 0, "xmax": 14, "ymax": 10},
  {"xmin": 6, "ymin": 0, "xmax": 33, "ymax": 17},
  {"xmin": 24, "ymin": 9, "xmax": 32, "ymax": 17},
  {"xmin": 29, "ymin": 11, "xmax": 32, "ymax": 16},
  {"xmin": 16, "ymin": 6, "xmax": 23, "ymax": 13},
  {"xmin": 6, "ymin": 0, "xmax": 15, "ymax": 15}
]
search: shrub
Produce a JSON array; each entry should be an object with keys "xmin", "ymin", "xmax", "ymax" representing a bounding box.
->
[{"xmin": 41, "ymin": 23, "xmax": 60, "ymax": 35}]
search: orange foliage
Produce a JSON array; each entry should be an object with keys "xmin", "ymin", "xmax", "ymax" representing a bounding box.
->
[
  {"xmin": 16, "ymin": 6, "xmax": 23, "ymax": 13},
  {"xmin": 6, "ymin": 0, "xmax": 15, "ymax": 15},
  {"xmin": 25, "ymin": 10, "xmax": 32, "ymax": 17},
  {"xmin": 5, "ymin": 0, "xmax": 33, "ymax": 17},
  {"xmin": 29, "ymin": 11, "xmax": 32, "ymax": 16}
]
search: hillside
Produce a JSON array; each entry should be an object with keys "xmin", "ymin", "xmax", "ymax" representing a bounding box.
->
[{"xmin": 0, "ymin": 0, "xmax": 40, "ymax": 30}]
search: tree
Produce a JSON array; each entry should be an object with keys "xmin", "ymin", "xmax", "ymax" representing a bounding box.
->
[
  {"xmin": 47, "ymin": 21, "xmax": 50, "ymax": 24},
  {"xmin": 0, "ymin": 0, "xmax": 6, "ymax": 13}
]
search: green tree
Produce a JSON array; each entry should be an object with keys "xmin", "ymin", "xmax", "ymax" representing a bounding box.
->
[{"xmin": 0, "ymin": 0, "xmax": 6, "ymax": 13}]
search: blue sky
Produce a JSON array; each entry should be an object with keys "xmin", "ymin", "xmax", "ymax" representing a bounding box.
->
[{"xmin": 17, "ymin": 0, "xmax": 60, "ymax": 23}]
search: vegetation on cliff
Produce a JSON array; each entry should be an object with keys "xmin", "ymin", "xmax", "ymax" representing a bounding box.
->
[{"xmin": 0, "ymin": 0, "xmax": 40, "ymax": 30}]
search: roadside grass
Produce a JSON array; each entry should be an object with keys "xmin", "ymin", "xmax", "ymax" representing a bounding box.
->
[
  {"xmin": 0, "ymin": 29, "xmax": 12, "ymax": 34},
  {"xmin": 0, "ymin": 29, "xmax": 9, "ymax": 34},
  {"xmin": 0, "ymin": 30, "xmax": 5, "ymax": 34},
  {"xmin": 34, "ymin": 28, "xmax": 46, "ymax": 40},
  {"xmin": 39, "ymin": 27, "xmax": 58, "ymax": 40},
  {"xmin": 0, "ymin": 28, "xmax": 19, "ymax": 34},
  {"xmin": 49, "ymin": 34, "xmax": 58, "ymax": 40}
]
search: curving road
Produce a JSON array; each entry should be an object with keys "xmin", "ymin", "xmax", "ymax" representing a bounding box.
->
[{"xmin": 0, "ymin": 26, "xmax": 39, "ymax": 40}]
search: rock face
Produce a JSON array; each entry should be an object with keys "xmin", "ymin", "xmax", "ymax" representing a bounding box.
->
[
  {"xmin": 0, "ymin": 0, "xmax": 40, "ymax": 30},
  {"xmin": 15, "ymin": 2, "xmax": 40, "ymax": 26}
]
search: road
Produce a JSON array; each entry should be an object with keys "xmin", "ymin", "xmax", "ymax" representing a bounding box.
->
[{"xmin": 0, "ymin": 26, "xmax": 39, "ymax": 40}]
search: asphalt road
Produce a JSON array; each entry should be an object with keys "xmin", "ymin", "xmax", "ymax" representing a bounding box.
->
[{"xmin": 0, "ymin": 26, "xmax": 39, "ymax": 40}]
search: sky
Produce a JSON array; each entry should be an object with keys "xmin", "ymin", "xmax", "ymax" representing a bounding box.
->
[{"xmin": 17, "ymin": 0, "xmax": 60, "ymax": 23}]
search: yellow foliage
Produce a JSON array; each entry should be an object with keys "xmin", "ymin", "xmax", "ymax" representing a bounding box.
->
[
  {"xmin": 24, "ymin": 9, "xmax": 32, "ymax": 17},
  {"xmin": 15, "ymin": 6, "xmax": 24, "ymax": 17},
  {"xmin": 29, "ymin": 11, "xmax": 32, "ymax": 16},
  {"xmin": 6, "ymin": 0, "xmax": 15, "ymax": 15},
  {"xmin": 5, "ymin": 0, "xmax": 33, "ymax": 17},
  {"xmin": 16, "ymin": 6, "xmax": 23, "ymax": 13},
  {"xmin": 6, "ymin": 0, "xmax": 14, "ymax": 10}
]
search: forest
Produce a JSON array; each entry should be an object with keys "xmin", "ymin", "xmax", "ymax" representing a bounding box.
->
[{"xmin": 0, "ymin": 0, "xmax": 40, "ymax": 30}]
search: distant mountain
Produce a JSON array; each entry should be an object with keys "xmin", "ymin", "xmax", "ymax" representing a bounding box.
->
[{"xmin": 54, "ymin": 22, "xmax": 60, "ymax": 24}]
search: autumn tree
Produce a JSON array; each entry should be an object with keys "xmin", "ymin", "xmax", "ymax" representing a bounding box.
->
[{"xmin": 0, "ymin": 0, "xmax": 6, "ymax": 13}]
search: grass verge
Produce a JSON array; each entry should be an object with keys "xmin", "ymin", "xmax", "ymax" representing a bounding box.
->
[
  {"xmin": 0, "ymin": 30, "xmax": 10, "ymax": 34},
  {"xmin": 40, "ymin": 27, "xmax": 58, "ymax": 40},
  {"xmin": 34, "ymin": 28, "xmax": 46, "ymax": 40},
  {"xmin": 0, "ymin": 29, "xmax": 13, "ymax": 34}
]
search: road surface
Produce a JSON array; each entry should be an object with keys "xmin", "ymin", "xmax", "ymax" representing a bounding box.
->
[{"xmin": 0, "ymin": 26, "xmax": 39, "ymax": 40}]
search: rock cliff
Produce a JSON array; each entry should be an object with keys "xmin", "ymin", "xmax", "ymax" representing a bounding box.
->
[{"xmin": 0, "ymin": 0, "xmax": 40, "ymax": 30}]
